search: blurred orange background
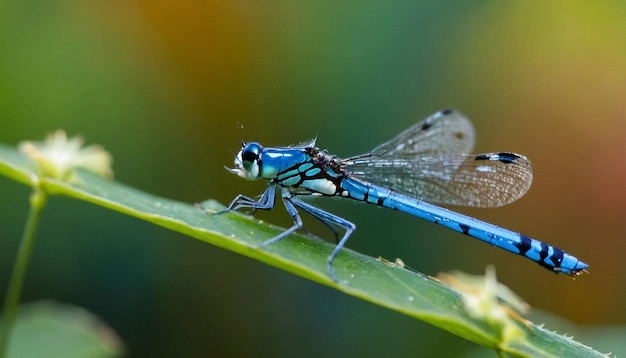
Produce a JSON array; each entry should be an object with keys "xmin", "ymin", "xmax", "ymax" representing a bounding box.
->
[{"xmin": 1, "ymin": 1, "xmax": 625, "ymax": 356}]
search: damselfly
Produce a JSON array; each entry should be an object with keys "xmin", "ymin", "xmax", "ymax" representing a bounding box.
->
[{"xmin": 219, "ymin": 109, "xmax": 588, "ymax": 281}]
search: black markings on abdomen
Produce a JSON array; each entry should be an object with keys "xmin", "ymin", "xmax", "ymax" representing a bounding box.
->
[{"xmin": 513, "ymin": 235, "xmax": 532, "ymax": 255}]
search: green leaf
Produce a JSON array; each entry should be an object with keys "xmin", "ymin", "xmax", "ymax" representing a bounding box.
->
[
  {"xmin": 6, "ymin": 301, "xmax": 124, "ymax": 358},
  {"xmin": 0, "ymin": 143, "xmax": 608, "ymax": 357}
]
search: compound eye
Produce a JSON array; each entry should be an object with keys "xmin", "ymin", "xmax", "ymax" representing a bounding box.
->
[{"xmin": 241, "ymin": 142, "xmax": 263, "ymax": 171}]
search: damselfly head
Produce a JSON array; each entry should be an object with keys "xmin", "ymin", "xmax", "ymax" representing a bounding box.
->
[{"xmin": 226, "ymin": 142, "xmax": 264, "ymax": 180}]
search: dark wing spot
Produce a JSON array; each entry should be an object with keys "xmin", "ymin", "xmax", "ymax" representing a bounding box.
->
[
  {"xmin": 474, "ymin": 152, "xmax": 523, "ymax": 164},
  {"xmin": 420, "ymin": 118, "xmax": 434, "ymax": 130},
  {"xmin": 494, "ymin": 152, "xmax": 521, "ymax": 164}
]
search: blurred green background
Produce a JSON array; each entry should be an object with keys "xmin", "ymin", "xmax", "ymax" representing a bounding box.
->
[{"xmin": 1, "ymin": 1, "xmax": 625, "ymax": 356}]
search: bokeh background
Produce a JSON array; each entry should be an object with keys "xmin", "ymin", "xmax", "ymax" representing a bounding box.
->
[{"xmin": 1, "ymin": 1, "xmax": 625, "ymax": 356}]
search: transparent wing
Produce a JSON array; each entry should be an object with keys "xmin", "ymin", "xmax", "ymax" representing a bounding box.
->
[
  {"xmin": 346, "ymin": 152, "xmax": 533, "ymax": 208},
  {"xmin": 366, "ymin": 109, "xmax": 476, "ymax": 157}
]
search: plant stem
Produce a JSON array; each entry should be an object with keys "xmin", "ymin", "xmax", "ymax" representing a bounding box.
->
[{"xmin": 0, "ymin": 187, "xmax": 47, "ymax": 357}]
